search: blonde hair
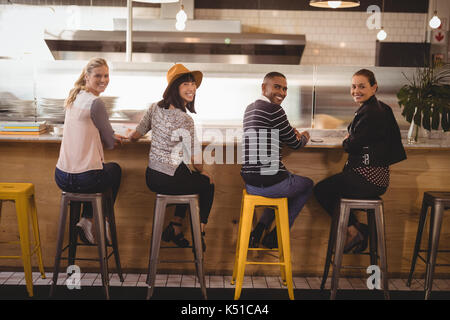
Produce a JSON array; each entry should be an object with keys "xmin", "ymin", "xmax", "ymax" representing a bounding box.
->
[{"xmin": 64, "ymin": 58, "xmax": 109, "ymax": 108}]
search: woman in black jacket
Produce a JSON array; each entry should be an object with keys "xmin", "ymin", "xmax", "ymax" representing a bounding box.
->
[{"xmin": 314, "ymin": 69, "xmax": 406, "ymax": 253}]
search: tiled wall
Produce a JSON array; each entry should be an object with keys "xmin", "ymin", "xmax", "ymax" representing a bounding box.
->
[
  {"xmin": 0, "ymin": 4, "xmax": 429, "ymax": 65},
  {"xmin": 195, "ymin": 9, "xmax": 428, "ymax": 66}
]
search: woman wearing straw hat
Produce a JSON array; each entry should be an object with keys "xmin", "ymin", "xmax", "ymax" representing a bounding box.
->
[{"xmin": 128, "ymin": 64, "xmax": 214, "ymax": 251}]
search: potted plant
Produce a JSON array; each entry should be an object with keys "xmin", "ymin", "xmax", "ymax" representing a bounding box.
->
[{"xmin": 397, "ymin": 63, "xmax": 450, "ymax": 143}]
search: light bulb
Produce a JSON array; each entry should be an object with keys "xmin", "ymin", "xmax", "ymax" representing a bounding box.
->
[
  {"xmin": 175, "ymin": 20, "xmax": 186, "ymax": 31},
  {"xmin": 176, "ymin": 7, "xmax": 187, "ymax": 23},
  {"xmin": 377, "ymin": 28, "xmax": 387, "ymax": 41},
  {"xmin": 429, "ymin": 12, "xmax": 441, "ymax": 29},
  {"xmin": 327, "ymin": 1, "xmax": 342, "ymax": 8}
]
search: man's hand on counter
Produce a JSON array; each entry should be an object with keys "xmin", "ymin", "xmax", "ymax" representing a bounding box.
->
[{"xmin": 294, "ymin": 128, "xmax": 310, "ymax": 143}]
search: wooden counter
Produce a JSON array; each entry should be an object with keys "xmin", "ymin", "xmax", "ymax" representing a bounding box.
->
[{"xmin": 1, "ymin": 133, "xmax": 450, "ymax": 278}]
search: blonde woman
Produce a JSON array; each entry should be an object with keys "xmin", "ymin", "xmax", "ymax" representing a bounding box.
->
[{"xmin": 55, "ymin": 58, "xmax": 125, "ymax": 244}]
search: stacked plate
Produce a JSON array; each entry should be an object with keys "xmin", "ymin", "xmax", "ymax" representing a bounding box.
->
[
  {"xmin": 0, "ymin": 92, "xmax": 36, "ymax": 118},
  {"xmin": 100, "ymin": 96, "xmax": 117, "ymax": 117},
  {"xmin": 37, "ymin": 98, "xmax": 65, "ymax": 121}
]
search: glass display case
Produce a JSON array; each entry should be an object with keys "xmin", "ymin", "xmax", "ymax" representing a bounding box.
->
[{"xmin": 0, "ymin": 59, "xmax": 415, "ymax": 129}]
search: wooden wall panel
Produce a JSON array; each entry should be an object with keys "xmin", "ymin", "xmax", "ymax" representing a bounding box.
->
[{"xmin": 1, "ymin": 141, "xmax": 450, "ymax": 278}]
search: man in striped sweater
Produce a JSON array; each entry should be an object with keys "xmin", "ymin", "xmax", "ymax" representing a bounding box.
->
[{"xmin": 241, "ymin": 72, "xmax": 314, "ymax": 248}]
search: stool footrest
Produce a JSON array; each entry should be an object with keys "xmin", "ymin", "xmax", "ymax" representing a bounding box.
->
[
  {"xmin": 159, "ymin": 259, "xmax": 198, "ymax": 264},
  {"xmin": 340, "ymin": 265, "xmax": 370, "ymax": 270},
  {"xmin": 160, "ymin": 246, "xmax": 194, "ymax": 249},
  {"xmin": 246, "ymin": 261, "xmax": 285, "ymax": 266},
  {"xmin": 0, "ymin": 255, "xmax": 21, "ymax": 259}
]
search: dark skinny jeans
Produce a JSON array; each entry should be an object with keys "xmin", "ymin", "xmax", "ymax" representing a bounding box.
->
[{"xmin": 54, "ymin": 162, "xmax": 122, "ymax": 218}]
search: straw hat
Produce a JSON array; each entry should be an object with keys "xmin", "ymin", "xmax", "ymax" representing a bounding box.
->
[{"xmin": 163, "ymin": 63, "xmax": 203, "ymax": 97}]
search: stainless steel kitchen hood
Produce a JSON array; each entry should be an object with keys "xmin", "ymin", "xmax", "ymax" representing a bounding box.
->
[{"xmin": 44, "ymin": 30, "xmax": 306, "ymax": 65}]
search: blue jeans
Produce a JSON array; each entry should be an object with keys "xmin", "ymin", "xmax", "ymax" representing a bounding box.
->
[
  {"xmin": 245, "ymin": 172, "xmax": 314, "ymax": 228},
  {"xmin": 54, "ymin": 162, "xmax": 122, "ymax": 218}
]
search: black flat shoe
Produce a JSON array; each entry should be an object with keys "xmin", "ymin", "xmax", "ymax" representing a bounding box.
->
[
  {"xmin": 249, "ymin": 223, "xmax": 265, "ymax": 248},
  {"xmin": 162, "ymin": 222, "xmax": 190, "ymax": 248}
]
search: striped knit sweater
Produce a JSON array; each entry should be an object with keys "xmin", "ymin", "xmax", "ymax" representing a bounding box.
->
[{"xmin": 241, "ymin": 97, "xmax": 307, "ymax": 187}]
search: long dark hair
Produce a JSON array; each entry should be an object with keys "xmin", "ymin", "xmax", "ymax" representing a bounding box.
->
[{"xmin": 157, "ymin": 73, "xmax": 197, "ymax": 113}]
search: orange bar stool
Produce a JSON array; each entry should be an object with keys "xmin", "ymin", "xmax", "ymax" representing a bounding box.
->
[
  {"xmin": 0, "ymin": 183, "xmax": 46, "ymax": 297},
  {"xmin": 231, "ymin": 189, "xmax": 294, "ymax": 300}
]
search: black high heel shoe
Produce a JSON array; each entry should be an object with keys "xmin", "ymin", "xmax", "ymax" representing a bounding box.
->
[
  {"xmin": 353, "ymin": 223, "xmax": 369, "ymax": 253},
  {"xmin": 201, "ymin": 232, "xmax": 206, "ymax": 252},
  {"xmin": 343, "ymin": 223, "xmax": 369, "ymax": 254},
  {"xmin": 162, "ymin": 222, "xmax": 190, "ymax": 248}
]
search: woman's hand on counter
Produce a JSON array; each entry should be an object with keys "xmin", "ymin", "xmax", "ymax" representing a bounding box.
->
[
  {"xmin": 126, "ymin": 129, "xmax": 143, "ymax": 142},
  {"xmin": 114, "ymin": 133, "xmax": 127, "ymax": 147}
]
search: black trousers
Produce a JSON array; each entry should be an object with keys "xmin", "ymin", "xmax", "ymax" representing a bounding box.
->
[
  {"xmin": 145, "ymin": 163, "xmax": 214, "ymax": 224},
  {"xmin": 313, "ymin": 168, "xmax": 386, "ymax": 226}
]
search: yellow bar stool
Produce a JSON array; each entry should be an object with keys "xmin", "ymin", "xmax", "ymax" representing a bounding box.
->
[
  {"xmin": 231, "ymin": 189, "xmax": 294, "ymax": 300},
  {"xmin": 0, "ymin": 183, "xmax": 46, "ymax": 297}
]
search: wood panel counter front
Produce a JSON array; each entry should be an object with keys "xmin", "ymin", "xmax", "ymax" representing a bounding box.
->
[{"xmin": 1, "ymin": 133, "xmax": 450, "ymax": 278}]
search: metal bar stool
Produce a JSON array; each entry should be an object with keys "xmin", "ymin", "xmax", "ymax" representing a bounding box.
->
[
  {"xmin": 231, "ymin": 190, "xmax": 293, "ymax": 300},
  {"xmin": 0, "ymin": 183, "xmax": 46, "ymax": 297},
  {"xmin": 407, "ymin": 191, "xmax": 450, "ymax": 300},
  {"xmin": 50, "ymin": 190, "xmax": 124, "ymax": 299},
  {"xmin": 321, "ymin": 197, "xmax": 389, "ymax": 300},
  {"xmin": 146, "ymin": 194, "xmax": 207, "ymax": 300}
]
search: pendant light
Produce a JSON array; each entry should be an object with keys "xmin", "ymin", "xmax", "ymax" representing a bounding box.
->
[
  {"xmin": 309, "ymin": 0, "xmax": 360, "ymax": 9},
  {"xmin": 429, "ymin": 0, "xmax": 441, "ymax": 29},
  {"xmin": 429, "ymin": 12, "xmax": 441, "ymax": 29},
  {"xmin": 175, "ymin": 2, "xmax": 187, "ymax": 31},
  {"xmin": 377, "ymin": 27, "xmax": 387, "ymax": 41},
  {"xmin": 376, "ymin": 0, "xmax": 387, "ymax": 41}
]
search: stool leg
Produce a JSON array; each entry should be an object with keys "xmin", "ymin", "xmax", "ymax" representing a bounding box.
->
[
  {"xmin": 330, "ymin": 201, "xmax": 350, "ymax": 300},
  {"xmin": 92, "ymin": 198, "xmax": 110, "ymax": 300},
  {"xmin": 189, "ymin": 198, "xmax": 207, "ymax": 300},
  {"xmin": 68, "ymin": 201, "xmax": 81, "ymax": 266},
  {"xmin": 16, "ymin": 197, "xmax": 33, "ymax": 297},
  {"xmin": 234, "ymin": 201, "xmax": 254, "ymax": 300},
  {"xmin": 276, "ymin": 200, "xmax": 294, "ymax": 300},
  {"xmin": 146, "ymin": 198, "xmax": 167, "ymax": 300},
  {"xmin": 367, "ymin": 211, "xmax": 378, "ymax": 266},
  {"xmin": 375, "ymin": 204, "xmax": 390, "ymax": 300},
  {"xmin": 231, "ymin": 192, "xmax": 245, "ymax": 285},
  {"xmin": 50, "ymin": 195, "xmax": 69, "ymax": 297},
  {"xmin": 321, "ymin": 212, "xmax": 338, "ymax": 290},
  {"xmin": 407, "ymin": 199, "xmax": 429, "ymax": 287},
  {"xmin": 272, "ymin": 207, "xmax": 286, "ymax": 285},
  {"xmin": 425, "ymin": 203, "xmax": 444, "ymax": 300},
  {"xmin": 104, "ymin": 193, "xmax": 124, "ymax": 282},
  {"xmin": 29, "ymin": 194, "xmax": 45, "ymax": 279}
]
